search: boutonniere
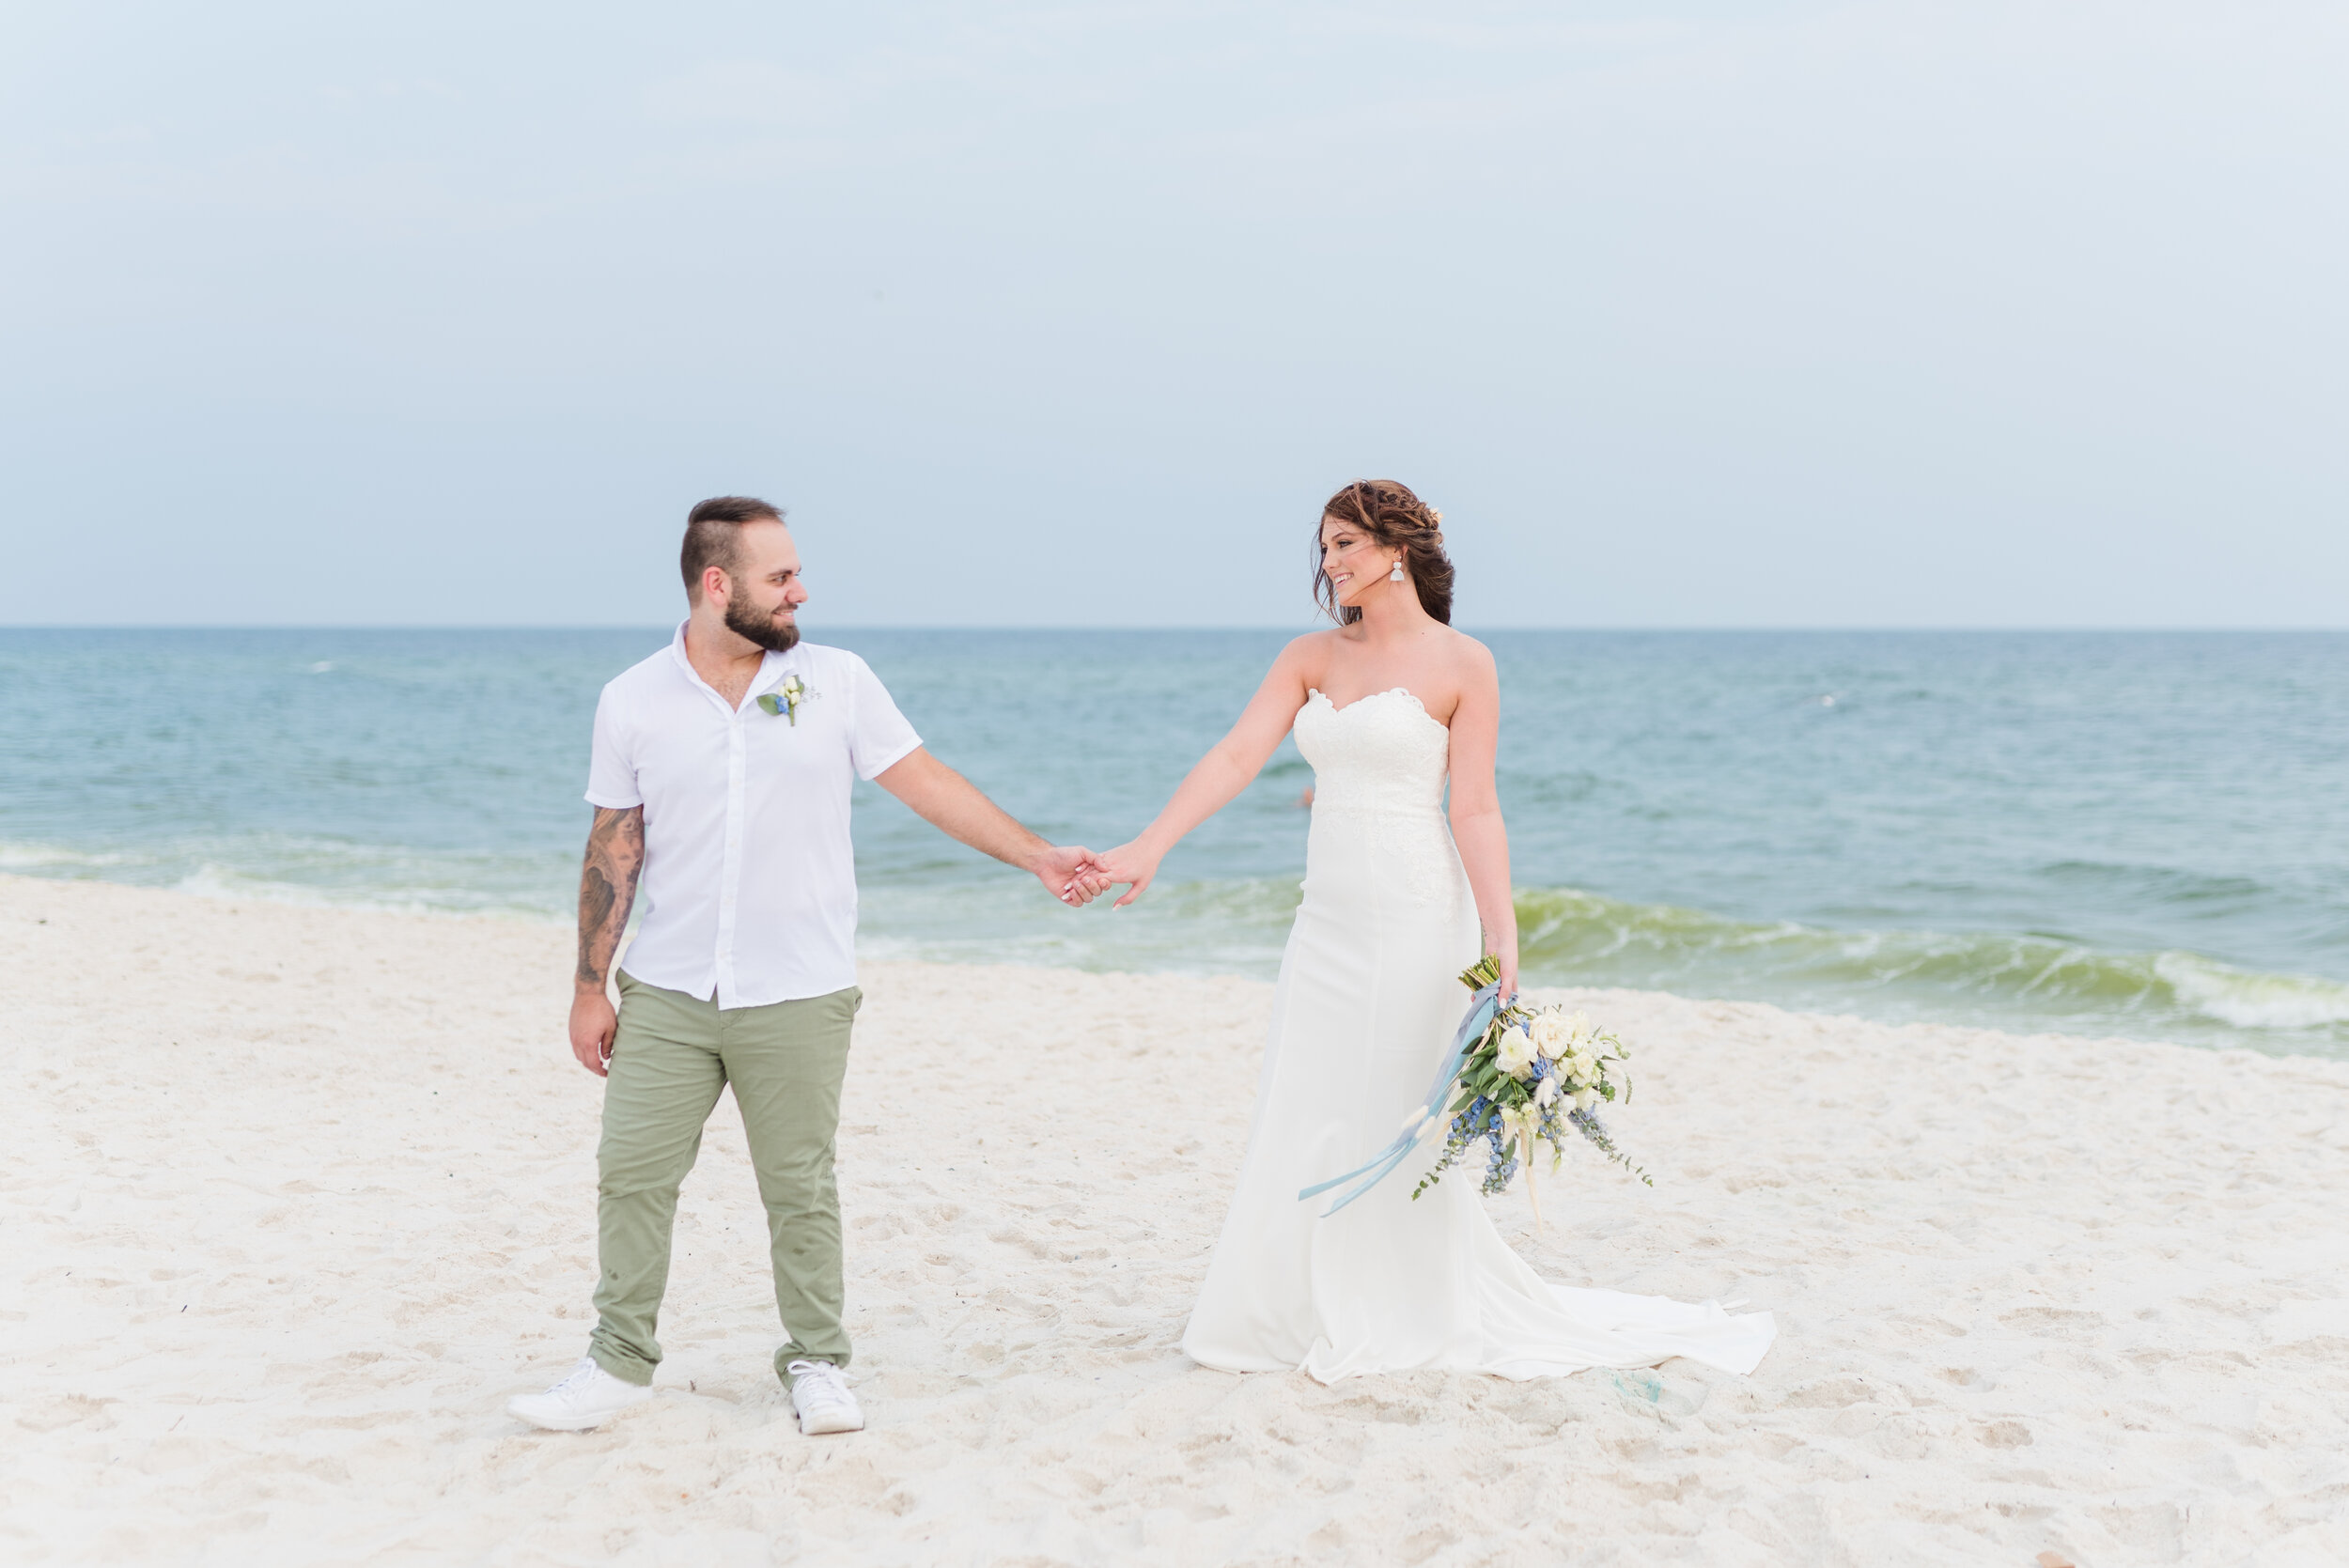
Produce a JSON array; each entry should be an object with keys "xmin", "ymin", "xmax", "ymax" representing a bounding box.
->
[{"xmin": 755, "ymin": 674, "xmax": 815, "ymax": 725}]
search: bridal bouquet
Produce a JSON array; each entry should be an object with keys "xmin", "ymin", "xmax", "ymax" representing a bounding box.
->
[
  {"xmin": 1296, "ymin": 956, "xmax": 1651, "ymax": 1220},
  {"xmin": 1409, "ymin": 955, "xmax": 1651, "ymax": 1211}
]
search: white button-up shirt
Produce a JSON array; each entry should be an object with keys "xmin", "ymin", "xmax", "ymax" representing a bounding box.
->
[{"xmin": 584, "ymin": 626, "xmax": 923, "ymax": 1008}]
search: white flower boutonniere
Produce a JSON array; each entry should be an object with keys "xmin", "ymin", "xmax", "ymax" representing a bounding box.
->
[{"xmin": 756, "ymin": 675, "xmax": 815, "ymax": 726}]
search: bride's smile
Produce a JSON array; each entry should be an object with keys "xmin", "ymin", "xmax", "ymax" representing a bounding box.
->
[{"xmin": 1318, "ymin": 517, "xmax": 1400, "ymax": 611}]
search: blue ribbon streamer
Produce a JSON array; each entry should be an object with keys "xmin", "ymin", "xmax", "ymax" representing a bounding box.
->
[{"xmin": 1298, "ymin": 981, "xmax": 1503, "ymax": 1217}]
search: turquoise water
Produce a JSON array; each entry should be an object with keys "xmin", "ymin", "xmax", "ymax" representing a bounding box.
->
[{"xmin": 3, "ymin": 629, "xmax": 2345, "ymax": 1055}]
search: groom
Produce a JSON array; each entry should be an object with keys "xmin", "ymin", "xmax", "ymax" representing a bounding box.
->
[{"xmin": 509, "ymin": 495, "xmax": 1105, "ymax": 1436}]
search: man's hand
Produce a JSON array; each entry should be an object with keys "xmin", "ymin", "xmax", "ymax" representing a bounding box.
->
[
  {"xmin": 1033, "ymin": 843, "xmax": 1112, "ymax": 906},
  {"xmin": 570, "ymin": 989, "xmax": 617, "ymax": 1077}
]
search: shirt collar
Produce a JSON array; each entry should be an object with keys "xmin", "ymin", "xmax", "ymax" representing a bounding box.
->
[{"xmin": 667, "ymin": 620, "xmax": 797, "ymax": 713}]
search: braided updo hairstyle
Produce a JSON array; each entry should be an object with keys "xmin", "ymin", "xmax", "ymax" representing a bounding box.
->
[{"xmin": 1313, "ymin": 479, "xmax": 1455, "ymax": 627}]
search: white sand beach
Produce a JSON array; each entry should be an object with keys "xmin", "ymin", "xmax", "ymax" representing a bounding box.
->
[{"xmin": 7, "ymin": 873, "xmax": 2349, "ymax": 1566}]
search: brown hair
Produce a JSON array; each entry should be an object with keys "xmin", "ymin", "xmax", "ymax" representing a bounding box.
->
[
  {"xmin": 1313, "ymin": 479, "xmax": 1454, "ymax": 626},
  {"xmin": 680, "ymin": 495, "xmax": 784, "ymax": 600}
]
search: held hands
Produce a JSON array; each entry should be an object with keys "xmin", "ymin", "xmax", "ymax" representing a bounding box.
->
[
  {"xmin": 1034, "ymin": 843, "xmax": 1115, "ymax": 907},
  {"xmin": 1088, "ymin": 841, "xmax": 1163, "ymax": 908},
  {"xmin": 1029, "ymin": 842, "xmax": 1151, "ymax": 908},
  {"xmin": 1024, "ymin": 841, "xmax": 1165, "ymax": 909}
]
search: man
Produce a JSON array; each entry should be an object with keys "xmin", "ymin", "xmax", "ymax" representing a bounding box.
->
[{"xmin": 508, "ymin": 495, "xmax": 1104, "ymax": 1436}]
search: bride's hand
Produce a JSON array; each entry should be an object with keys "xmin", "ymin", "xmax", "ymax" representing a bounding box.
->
[
  {"xmin": 1092, "ymin": 841, "xmax": 1162, "ymax": 908},
  {"xmin": 1499, "ymin": 955, "xmax": 1519, "ymax": 1002}
]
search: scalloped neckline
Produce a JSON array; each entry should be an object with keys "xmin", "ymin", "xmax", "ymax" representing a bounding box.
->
[{"xmin": 1305, "ymin": 686, "xmax": 1449, "ymax": 734}]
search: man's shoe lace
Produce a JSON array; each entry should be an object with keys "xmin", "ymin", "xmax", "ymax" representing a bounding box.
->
[
  {"xmin": 789, "ymin": 1359, "xmax": 852, "ymax": 1410},
  {"xmin": 549, "ymin": 1358, "xmax": 601, "ymax": 1398}
]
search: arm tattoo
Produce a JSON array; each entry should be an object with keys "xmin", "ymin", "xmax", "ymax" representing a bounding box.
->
[{"xmin": 575, "ymin": 806, "xmax": 646, "ymax": 988}]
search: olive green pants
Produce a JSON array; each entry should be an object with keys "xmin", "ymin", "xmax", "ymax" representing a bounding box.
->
[{"xmin": 587, "ymin": 971, "xmax": 859, "ymax": 1389}]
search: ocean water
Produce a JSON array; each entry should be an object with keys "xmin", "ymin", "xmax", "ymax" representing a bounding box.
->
[{"xmin": 3, "ymin": 628, "xmax": 2344, "ymax": 1056}]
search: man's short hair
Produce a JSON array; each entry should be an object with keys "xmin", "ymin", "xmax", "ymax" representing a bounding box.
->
[{"xmin": 680, "ymin": 495, "xmax": 785, "ymax": 600}]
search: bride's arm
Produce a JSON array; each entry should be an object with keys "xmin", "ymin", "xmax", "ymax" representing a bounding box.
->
[
  {"xmin": 1446, "ymin": 644, "xmax": 1518, "ymax": 997},
  {"xmin": 1096, "ymin": 638, "xmax": 1316, "ymax": 907}
]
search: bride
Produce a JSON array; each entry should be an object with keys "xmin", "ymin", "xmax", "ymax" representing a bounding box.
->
[{"xmin": 1092, "ymin": 480, "xmax": 1776, "ymax": 1383}]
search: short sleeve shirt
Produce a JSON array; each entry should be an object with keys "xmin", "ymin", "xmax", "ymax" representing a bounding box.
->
[{"xmin": 585, "ymin": 626, "xmax": 922, "ymax": 1007}]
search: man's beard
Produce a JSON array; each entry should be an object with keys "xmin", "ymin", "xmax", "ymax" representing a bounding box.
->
[{"xmin": 724, "ymin": 597, "xmax": 801, "ymax": 653}]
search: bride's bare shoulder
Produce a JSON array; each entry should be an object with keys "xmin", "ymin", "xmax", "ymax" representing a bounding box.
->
[
  {"xmin": 1436, "ymin": 627, "xmax": 1498, "ymax": 682},
  {"xmin": 1274, "ymin": 629, "xmax": 1344, "ymax": 685}
]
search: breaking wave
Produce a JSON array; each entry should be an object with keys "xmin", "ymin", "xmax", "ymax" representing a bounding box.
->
[{"xmin": 1514, "ymin": 886, "xmax": 2349, "ymax": 1049}]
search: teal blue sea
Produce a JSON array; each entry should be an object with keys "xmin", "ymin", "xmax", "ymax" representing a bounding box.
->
[{"xmin": 4, "ymin": 629, "xmax": 2344, "ymax": 1055}]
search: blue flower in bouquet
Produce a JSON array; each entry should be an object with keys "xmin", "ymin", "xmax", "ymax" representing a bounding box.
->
[{"xmin": 1411, "ymin": 955, "xmax": 1654, "ymax": 1203}]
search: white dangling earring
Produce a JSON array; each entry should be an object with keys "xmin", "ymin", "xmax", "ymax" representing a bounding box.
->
[{"xmin": 1389, "ymin": 557, "xmax": 1406, "ymax": 582}]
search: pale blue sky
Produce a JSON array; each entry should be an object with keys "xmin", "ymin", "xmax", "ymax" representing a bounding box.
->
[{"xmin": 3, "ymin": 2, "xmax": 2343, "ymax": 628}]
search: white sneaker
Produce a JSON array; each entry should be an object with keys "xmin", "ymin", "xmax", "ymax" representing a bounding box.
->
[
  {"xmin": 787, "ymin": 1359, "xmax": 864, "ymax": 1435},
  {"xmin": 506, "ymin": 1355, "xmax": 654, "ymax": 1432}
]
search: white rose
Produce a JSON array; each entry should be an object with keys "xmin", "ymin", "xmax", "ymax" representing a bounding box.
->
[
  {"xmin": 1495, "ymin": 1029, "xmax": 1538, "ymax": 1079},
  {"xmin": 1572, "ymin": 1086, "xmax": 1599, "ymax": 1110},
  {"xmin": 1565, "ymin": 1011, "xmax": 1595, "ymax": 1049},
  {"xmin": 1529, "ymin": 1011, "xmax": 1569, "ymax": 1058}
]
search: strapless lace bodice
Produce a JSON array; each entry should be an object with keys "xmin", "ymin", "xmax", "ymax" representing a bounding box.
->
[
  {"xmin": 1293, "ymin": 688, "xmax": 1464, "ymax": 913},
  {"xmin": 1294, "ymin": 688, "xmax": 1450, "ymax": 817}
]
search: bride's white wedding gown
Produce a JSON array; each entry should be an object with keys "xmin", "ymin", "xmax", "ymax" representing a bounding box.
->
[{"xmin": 1180, "ymin": 688, "xmax": 1777, "ymax": 1383}]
